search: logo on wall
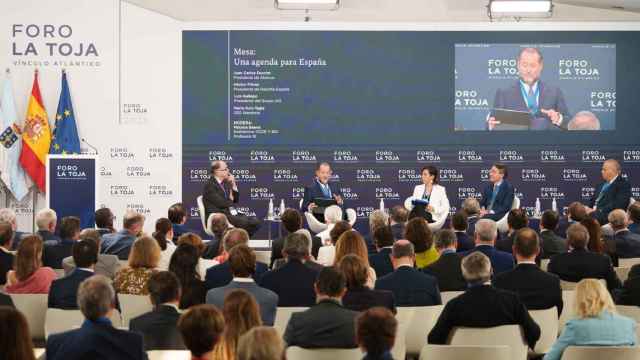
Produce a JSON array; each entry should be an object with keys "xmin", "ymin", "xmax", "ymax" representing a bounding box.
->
[
  {"xmin": 126, "ymin": 203, "xmax": 151, "ymax": 215},
  {"xmin": 623, "ymin": 150, "xmax": 640, "ymax": 163},
  {"xmin": 540, "ymin": 150, "xmax": 566, "ymax": 163},
  {"xmin": 232, "ymin": 169, "xmax": 257, "ymax": 183},
  {"xmin": 416, "ymin": 150, "xmax": 441, "ymax": 162},
  {"xmin": 110, "ymin": 147, "xmax": 135, "ymax": 159},
  {"xmin": 250, "ymin": 187, "xmax": 274, "ymax": 200},
  {"xmin": 251, "ymin": 150, "xmax": 275, "ymax": 163},
  {"xmin": 559, "ymin": 59, "xmax": 600, "ymax": 80},
  {"xmin": 148, "ymin": 147, "xmax": 174, "ymax": 160},
  {"xmin": 291, "ymin": 150, "xmax": 316, "ymax": 163},
  {"xmin": 100, "ymin": 166, "xmax": 113, "ymax": 177},
  {"xmin": 582, "ymin": 150, "xmax": 606, "ymax": 162},
  {"xmin": 562, "ymin": 169, "xmax": 588, "ymax": 182},
  {"xmin": 458, "ymin": 150, "xmax": 483, "ymax": 163},
  {"xmin": 632, "ymin": 187, "xmax": 640, "ymax": 199},
  {"xmin": 499, "ymin": 150, "xmax": 524, "ymax": 163},
  {"xmin": 590, "ymin": 91, "xmax": 615, "ymax": 113},
  {"xmin": 458, "ymin": 187, "xmax": 482, "ymax": 200},
  {"xmin": 291, "ymin": 186, "xmax": 305, "ymax": 200},
  {"xmin": 330, "ymin": 173, "xmax": 341, "ymax": 183},
  {"xmin": 480, "ymin": 169, "xmax": 490, "ymax": 182},
  {"xmin": 398, "ymin": 169, "xmax": 421, "ymax": 183},
  {"xmin": 333, "ymin": 150, "xmax": 359, "ymax": 163},
  {"xmin": 375, "ymin": 187, "xmax": 400, "ymax": 200},
  {"xmin": 235, "ymin": 207, "xmax": 257, "ymax": 217},
  {"xmin": 356, "ymin": 206, "xmax": 375, "ymax": 219},
  {"xmin": 209, "ymin": 150, "xmax": 233, "ymax": 162},
  {"xmin": 188, "ymin": 168, "xmax": 210, "ymax": 183},
  {"xmin": 487, "ymin": 58, "xmax": 518, "ymax": 80},
  {"xmin": 521, "ymin": 169, "xmax": 546, "ymax": 182},
  {"xmin": 55, "ymin": 164, "xmax": 87, "ymax": 180},
  {"xmin": 273, "ymin": 169, "xmax": 298, "ymax": 183},
  {"xmin": 126, "ymin": 166, "xmax": 151, "ymax": 178},
  {"xmin": 375, "ymin": 150, "xmax": 400, "ymax": 163},
  {"xmin": 189, "ymin": 207, "xmax": 200, "ymax": 218},
  {"xmin": 581, "ymin": 186, "xmax": 596, "ymax": 200},
  {"xmin": 148, "ymin": 185, "xmax": 174, "ymax": 197},
  {"xmin": 340, "ymin": 187, "xmax": 360, "ymax": 200},
  {"xmin": 440, "ymin": 169, "xmax": 464, "ymax": 182},
  {"xmin": 109, "ymin": 185, "xmax": 135, "ymax": 196},
  {"xmin": 356, "ymin": 169, "xmax": 382, "ymax": 182},
  {"xmin": 540, "ymin": 187, "xmax": 565, "ymax": 199},
  {"xmin": 454, "ymin": 89, "xmax": 489, "ymax": 110}
]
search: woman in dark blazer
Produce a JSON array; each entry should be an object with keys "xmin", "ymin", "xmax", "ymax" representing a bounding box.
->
[{"xmin": 338, "ymin": 254, "xmax": 396, "ymax": 314}]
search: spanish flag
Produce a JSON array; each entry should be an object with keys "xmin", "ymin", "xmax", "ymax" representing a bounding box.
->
[{"xmin": 19, "ymin": 71, "xmax": 51, "ymax": 192}]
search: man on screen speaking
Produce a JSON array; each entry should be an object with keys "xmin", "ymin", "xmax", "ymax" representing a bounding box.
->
[{"xmin": 487, "ymin": 47, "xmax": 570, "ymax": 131}]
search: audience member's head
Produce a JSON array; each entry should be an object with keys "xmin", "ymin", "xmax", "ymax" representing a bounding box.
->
[
  {"xmin": 294, "ymin": 229, "xmax": 314, "ymax": 256},
  {"xmin": 356, "ymin": 307, "xmax": 397, "ymax": 358},
  {"xmin": 283, "ymin": 232, "xmax": 310, "ymax": 261},
  {"xmin": 451, "ymin": 211, "xmax": 468, "ymax": 231},
  {"xmin": 15, "ymin": 235, "xmax": 44, "ymax": 282},
  {"xmin": 72, "ymin": 239, "xmax": 99, "ymax": 269},
  {"xmin": 567, "ymin": 201, "xmax": 587, "ymax": 222},
  {"xmin": 601, "ymin": 158, "xmax": 621, "ymax": 182},
  {"xmin": 334, "ymin": 229, "xmax": 369, "ymax": 267},
  {"xmin": 369, "ymin": 209, "xmax": 389, "ymax": 236},
  {"xmin": 405, "ymin": 217, "xmax": 432, "ymax": 253},
  {"xmin": 507, "ymin": 209, "xmax": 528, "ymax": 232},
  {"xmin": 434, "ymin": 229, "xmax": 457, "ymax": 252},
  {"xmin": 0, "ymin": 208, "xmax": 18, "ymax": 230},
  {"xmin": 168, "ymin": 203, "xmax": 187, "ymax": 225},
  {"xmin": 373, "ymin": 225, "xmax": 394, "ymax": 249},
  {"xmin": 315, "ymin": 266, "xmax": 347, "ymax": 300},
  {"xmin": 513, "ymin": 228, "xmax": 540, "ymax": 262},
  {"xmin": 122, "ymin": 210, "xmax": 145, "ymax": 235},
  {"xmin": 462, "ymin": 197, "xmax": 481, "ymax": 217},
  {"xmin": 209, "ymin": 213, "xmax": 230, "ymax": 239},
  {"xmin": 390, "ymin": 205, "xmax": 409, "ymax": 225},
  {"xmin": 324, "ymin": 205, "xmax": 343, "ymax": 225},
  {"xmin": 474, "ymin": 219, "xmax": 498, "ymax": 245},
  {"xmin": 608, "ymin": 209, "xmax": 628, "ymax": 231},
  {"xmin": 391, "ymin": 240, "xmax": 415, "ymax": 268},
  {"xmin": 221, "ymin": 228, "xmax": 250, "ymax": 253},
  {"xmin": 568, "ymin": 111, "xmax": 600, "ymax": 130},
  {"xmin": 94, "ymin": 207, "xmax": 114, "ymax": 231},
  {"xmin": 59, "ymin": 216, "xmax": 81, "ymax": 240},
  {"xmin": 581, "ymin": 218, "xmax": 604, "ymax": 254},
  {"xmin": 338, "ymin": 254, "xmax": 369, "ymax": 289},
  {"xmin": 329, "ymin": 220, "xmax": 351, "ymax": 245},
  {"xmin": 128, "ymin": 235, "xmax": 161, "ymax": 269},
  {"xmin": 178, "ymin": 304, "xmax": 225, "ymax": 358},
  {"xmin": 566, "ymin": 223, "xmax": 590, "ymax": 250},
  {"xmin": 628, "ymin": 202, "xmax": 640, "ymax": 225},
  {"xmin": 153, "ymin": 218, "xmax": 173, "ymax": 251},
  {"xmin": 148, "ymin": 271, "xmax": 181, "ymax": 307},
  {"xmin": 228, "ymin": 245, "xmax": 256, "ymax": 278},
  {"xmin": 222, "ymin": 289, "xmax": 262, "ymax": 357},
  {"xmin": 78, "ymin": 275, "xmax": 116, "ymax": 321},
  {"xmin": 540, "ymin": 210, "xmax": 560, "ymax": 231},
  {"xmin": 35, "ymin": 208, "xmax": 57, "ymax": 232},
  {"xmin": 461, "ymin": 251, "xmax": 492, "ymax": 283},
  {"xmin": 79, "ymin": 229, "xmax": 102, "ymax": 245},
  {"xmin": 177, "ymin": 232, "xmax": 206, "ymax": 256},
  {"xmin": 0, "ymin": 306, "xmax": 36, "ymax": 360},
  {"xmin": 574, "ymin": 278, "xmax": 616, "ymax": 319},
  {"xmin": 0, "ymin": 221, "xmax": 14, "ymax": 250},
  {"xmin": 237, "ymin": 327, "xmax": 284, "ymax": 360},
  {"xmin": 169, "ymin": 243, "xmax": 202, "ymax": 291},
  {"xmin": 281, "ymin": 208, "xmax": 303, "ymax": 233}
]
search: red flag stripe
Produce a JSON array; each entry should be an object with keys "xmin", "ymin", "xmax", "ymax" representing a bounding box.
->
[
  {"xmin": 31, "ymin": 74, "xmax": 45, "ymax": 110},
  {"xmin": 19, "ymin": 142, "xmax": 46, "ymax": 192}
]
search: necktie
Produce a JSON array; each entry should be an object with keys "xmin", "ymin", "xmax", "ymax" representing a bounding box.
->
[
  {"xmin": 488, "ymin": 184, "xmax": 499, "ymax": 210},
  {"xmin": 218, "ymin": 181, "xmax": 227, "ymax": 199},
  {"xmin": 595, "ymin": 182, "xmax": 611, "ymax": 207},
  {"xmin": 321, "ymin": 183, "xmax": 330, "ymax": 197}
]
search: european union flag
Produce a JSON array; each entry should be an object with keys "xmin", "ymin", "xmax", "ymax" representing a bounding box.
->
[{"xmin": 50, "ymin": 71, "xmax": 80, "ymax": 155}]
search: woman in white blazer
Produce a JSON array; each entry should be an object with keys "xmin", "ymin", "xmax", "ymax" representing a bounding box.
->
[{"xmin": 410, "ymin": 166, "xmax": 450, "ymax": 224}]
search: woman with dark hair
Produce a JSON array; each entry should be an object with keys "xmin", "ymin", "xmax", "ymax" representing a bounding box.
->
[
  {"xmin": 178, "ymin": 304, "xmax": 225, "ymax": 360},
  {"xmin": 405, "ymin": 217, "xmax": 439, "ymax": 268},
  {"xmin": 154, "ymin": 218, "xmax": 176, "ymax": 270},
  {"xmin": 581, "ymin": 218, "xmax": 605, "ymax": 254},
  {"xmin": 338, "ymin": 254, "xmax": 396, "ymax": 314},
  {"xmin": 408, "ymin": 165, "xmax": 450, "ymax": 224},
  {"xmin": 357, "ymin": 307, "xmax": 398, "ymax": 360},
  {"xmin": 0, "ymin": 306, "xmax": 36, "ymax": 360},
  {"xmin": 214, "ymin": 289, "xmax": 262, "ymax": 360},
  {"xmin": 5, "ymin": 235, "xmax": 56, "ymax": 294},
  {"xmin": 169, "ymin": 243, "xmax": 207, "ymax": 309}
]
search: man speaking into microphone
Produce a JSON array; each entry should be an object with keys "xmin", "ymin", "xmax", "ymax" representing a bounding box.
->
[{"xmin": 487, "ymin": 47, "xmax": 570, "ymax": 131}]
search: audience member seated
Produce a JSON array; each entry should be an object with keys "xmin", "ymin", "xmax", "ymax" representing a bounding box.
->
[
  {"xmin": 204, "ymin": 228, "xmax": 268, "ymax": 290},
  {"xmin": 272, "ymin": 229, "xmax": 323, "ymax": 271},
  {"xmin": 0, "ymin": 306, "xmax": 36, "ymax": 360},
  {"xmin": 317, "ymin": 220, "xmax": 351, "ymax": 266},
  {"xmin": 46, "ymin": 275, "xmax": 147, "ymax": 360},
  {"xmin": 94, "ymin": 207, "xmax": 116, "ymax": 236},
  {"xmin": 461, "ymin": 197, "xmax": 481, "ymax": 236},
  {"xmin": 461, "ymin": 219, "xmax": 514, "ymax": 274},
  {"xmin": 177, "ymin": 304, "xmax": 225, "ymax": 360},
  {"xmin": 405, "ymin": 217, "xmax": 440, "ymax": 268},
  {"xmin": 616, "ymin": 264, "xmax": 640, "ymax": 306},
  {"xmin": 260, "ymin": 232, "xmax": 321, "ymax": 307},
  {"xmin": 169, "ymin": 243, "xmax": 207, "ymax": 309},
  {"xmin": 494, "ymin": 228, "xmax": 563, "ymax": 315},
  {"xmin": 168, "ymin": 202, "xmax": 192, "ymax": 243},
  {"xmin": 544, "ymin": 279, "xmax": 636, "ymax": 360},
  {"xmin": 557, "ymin": 201, "xmax": 588, "ymax": 238},
  {"xmin": 283, "ymin": 266, "xmax": 359, "ymax": 349},
  {"xmin": 202, "ymin": 213, "xmax": 229, "ymax": 259},
  {"xmin": 365, "ymin": 209, "xmax": 389, "ymax": 254},
  {"xmin": 585, "ymin": 158, "xmax": 631, "ymax": 226},
  {"xmin": 102, "ymin": 210, "xmax": 145, "ymax": 260},
  {"xmin": 316, "ymin": 205, "xmax": 344, "ymax": 244},
  {"xmin": 389, "ymin": 205, "xmax": 408, "ymax": 241},
  {"xmin": 153, "ymin": 218, "xmax": 176, "ymax": 271},
  {"xmin": 376, "ymin": 240, "xmax": 441, "ymax": 306},
  {"xmin": 451, "ymin": 211, "xmax": 474, "ymax": 252},
  {"xmin": 548, "ymin": 223, "xmax": 621, "ymax": 291},
  {"xmin": 428, "ymin": 252, "xmax": 541, "ymax": 349},
  {"xmin": 270, "ymin": 208, "xmax": 321, "ymax": 268},
  {"xmin": 628, "ymin": 202, "xmax": 640, "ymax": 235},
  {"xmin": 48, "ymin": 240, "xmax": 98, "ymax": 309},
  {"xmin": 581, "ymin": 218, "xmax": 608, "ymax": 256},
  {"xmin": 63, "ymin": 229, "xmax": 121, "ymax": 279},
  {"xmin": 357, "ymin": 307, "xmax": 398, "ymax": 360},
  {"xmin": 0, "ymin": 208, "xmax": 28, "ymax": 250},
  {"xmin": 35, "ymin": 208, "xmax": 61, "ymax": 243},
  {"xmin": 212, "ymin": 227, "xmax": 247, "ymax": 264},
  {"xmin": 213, "ymin": 289, "xmax": 262, "ymax": 359},
  {"xmin": 368, "ymin": 225, "xmax": 395, "ymax": 278},
  {"xmin": 177, "ymin": 232, "xmax": 213, "ymax": 278},
  {"xmin": 206, "ymin": 244, "xmax": 278, "ymax": 325},
  {"xmin": 424, "ymin": 229, "xmax": 466, "ymax": 291},
  {"xmin": 334, "ymin": 229, "xmax": 377, "ymax": 287},
  {"xmin": 130, "ymin": 271, "xmax": 185, "ymax": 350},
  {"xmin": 609, "ymin": 209, "xmax": 640, "ymax": 259},
  {"xmin": 238, "ymin": 327, "xmax": 284, "ymax": 360},
  {"xmin": 114, "ymin": 236, "xmax": 160, "ymax": 295},
  {"xmin": 5, "ymin": 235, "xmax": 56, "ymax": 294},
  {"xmin": 496, "ymin": 209, "xmax": 528, "ymax": 253},
  {"xmin": 43, "ymin": 216, "xmax": 81, "ymax": 269},
  {"xmin": 0, "ymin": 221, "xmax": 15, "ymax": 285},
  {"xmin": 339, "ymin": 254, "xmax": 396, "ymax": 313},
  {"xmin": 540, "ymin": 210, "xmax": 567, "ymax": 259}
]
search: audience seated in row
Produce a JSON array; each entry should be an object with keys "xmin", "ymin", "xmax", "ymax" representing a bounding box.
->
[
  {"xmin": 460, "ymin": 197, "xmax": 481, "ymax": 237},
  {"xmin": 339, "ymin": 254, "xmax": 395, "ymax": 313},
  {"xmin": 609, "ymin": 209, "xmax": 640, "ymax": 262},
  {"xmin": 460, "ymin": 218, "xmax": 515, "ymax": 274},
  {"xmin": 153, "ymin": 218, "xmax": 176, "ymax": 271},
  {"xmin": 368, "ymin": 225, "xmax": 394, "ymax": 278},
  {"xmin": 496, "ymin": 208, "xmax": 529, "ymax": 253},
  {"xmin": 424, "ymin": 229, "xmax": 467, "ymax": 291},
  {"xmin": 389, "ymin": 205, "xmax": 408, "ymax": 241},
  {"xmin": 113, "ymin": 235, "xmax": 160, "ymax": 295},
  {"xmin": 357, "ymin": 307, "xmax": 398, "ymax": 360},
  {"xmin": 0, "ymin": 306, "xmax": 36, "ymax": 360},
  {"xmin": 42, "ymin": 216, "xmax": 81, "ymax": 269},
  {"xmin": 102, "ymin": 210, "xmax": 145, "ymax": 260},
  {"xmin": 48, "ymin": 239, "xmax": 99, "ymax": 309},
  {"xmin": 169, "ymin": 243, "xmax": 207, "ymax": 309},
  {"xmin": 5, "ymin": 235, "xmax": 56, "ymax": 294},
  {"xmin": 204, "ymin": 213, "xmax": 230, "ymax": 259},
  {"xmin": 63, "ymin": 229, "xmax": 120, "ymax": 279},
  {"xmin": 405, "ymin": 217, "xmax": 440, "ymax": 268},
  {"xmin": 365, "ymin": 209, "xmax": 388, "ymax": 254},
  {"xmin": 0, "ymin": 221, "xmax": 15, "ymax": 285},
  {"xmin": 35, "ymin": 208, "xmax": 61, "ymax": 244},
  {"xmin": 0, "ymin": 208, "xmax": 29, "ymax": 250},
  {"xmin": 270, "ymin": 208, "xmax": 321, "ymax": 268},
  {"xmin": 213, "ymin": 289, "xmax": 262, "ymax": 359},
  {"xmin": 450, "ymin": 211, "xmax": 474, "ymax": 252},
  {"xmin": 317, "ymin": 220, "xmax": 351, "ymax": 266},
  {"xmin": 333, "ymin": 229, "xmax": 377, "ymax": 287},
  {"xmin": 540, "ymin": 210, "xmax": 567, "ymax": 259}
]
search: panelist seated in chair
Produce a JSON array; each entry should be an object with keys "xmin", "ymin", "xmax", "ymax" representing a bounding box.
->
[
  {"xmin": 302, "ymin": 162, "xmax": 346, "ymax": 223},
  {"xmin": 479, "ymin": 163, "xmax": 515, "ymax": 221},
  {"xmin": 408, "ymin": 166, "xmax": 450, "ymax": 224}
]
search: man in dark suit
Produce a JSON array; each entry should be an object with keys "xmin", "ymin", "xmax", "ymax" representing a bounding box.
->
[
  {"xmin": 539, "ymin": 210, "xmax": 567, "ymax": 258},
  {"xmin": 270, "ymin": 209, "xmax": 321, "ymax": 268},
  {"xmin": 556, "ymin": 201, "xmax": 588, "ymax": 239},
  {"xmin": 0, "ymin": 208, "xmax": 28, "ymax": 250},
  {"xmin": 202, "ymin": 160, "xmax": 260, "ymax": 236},
  {"xmin": 461, "ymin": 219, "xmax": 514, "ymax": 274},
  {"xmin": 368, "ymin": 226, "xmax": 395, "ymax": 279},
  {"xmin": 616, "ymin": 264, "xmax": 640, "ymax": 306},
  {"xmin": 130, "ymin": 272, "xmax": 184, "ymax": 350},
  {"xmin": 102, "ymin": 210, "xmax": 144, "ymax": 260},
  {"xmin": 94, "ymin": 207, "xmax": 116, "ymax": 236},
  {"xmin": 428, "ymin": 251, "xmax": 541, "ymax": 350},
  {"xmin": 46, "ymin": 275, "xmax": 147, "ymax": 360},
  {"xmin": 548, "ymin": 223, "xmax": 621, "ymax": 291},
  {"xmin": 301, "ymin": 162, "xmax": 345, "ymax": 223},
  {"xmin": 389, "ymin": 205, "xmax": 408, "ymax": 241},
  {"xmin": 479, "ymin": 163, "xmax": 515, "ymax": 221},
  {"xmin": 494, "ymin": 228, "xmax": 563, "ymax": 315},
  {"xmin": 423, "ymin": 229, "xmax": 466, "ymax": 291},
  {"xmin": 461, "ymin": 197, "xmax": 482, "ymax": 237},
  {"xmin": 35, "ymin": 208, "xmax": 62, "ymax": 244},
  {"xmin": 451, "ymin": 211, "xmax": 474, "ymax": 252},
  {"xmin": 376, "ymin": 240, "xmax": 441, "ymax": 306},
  {"xmin": 586, "ymin": 159, "xmax": 632, "ymax": 225},
  {"xmin": 283, "ymin": 266, "xmax": 359, "ymax": 349},
  {"xmin": 0, "ymin": 221, "xmax": 15, "ymax": 285},
  {"xmin": 63, "ymin": 231, "xmax": 121, "ymax": 280},
  {"xmin": 627, "ymin": 202, "xmax": 640, "ymax": 235},
  {"xmin": 496, "ymin": 209, "xmax": 528, "ymax": 253},
  {"xmin": 43, "ymin": 216, "xmax": 81, "ymax": 269},
  {"xmin": 487, "ymin": 47, "xmax": 570, "ymax": 131},
  {"xmin": 608, "ymin": 209, "xmax": 640, "ymax": 259},
  {"xmin": 48, "ymin": 240, "xmax": 98, "ymax": 309}
]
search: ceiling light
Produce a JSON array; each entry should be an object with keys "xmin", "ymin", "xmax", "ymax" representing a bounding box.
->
[
  {"xmin": 275, "ymin": 0, "xmax": 340, "ymax": 11},
  {"xmin": 488, "ymin": 0, "xmax": 553, "ymax": 20}
]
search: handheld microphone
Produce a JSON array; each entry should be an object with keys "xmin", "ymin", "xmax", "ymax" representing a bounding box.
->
[{"xmin": 81, "ymin": 138, "xmax": 99, "ymax": 154}]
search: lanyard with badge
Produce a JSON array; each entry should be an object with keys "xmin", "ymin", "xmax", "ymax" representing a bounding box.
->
[{"xmin": 519, "ymin": 81, "xmax": 540, "ymax": 115}]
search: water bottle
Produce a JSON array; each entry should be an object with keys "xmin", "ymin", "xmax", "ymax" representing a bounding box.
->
[
  {"xmin": 279, "ymin": 199, "xmax": 286, "ymax": 217},
  {"xmin": 268, "ymin": 199, "xmax": 274, "ymax": 220},
  {"xmin": 552, "ymin": 198, "xmax": 558, "ymax": 212},
  {"xmin": 379, "ymin": 198, "xmax": 385, "ymax": 212},
  {"xmin": 535, "ymin": 197, "xmax": 541, "ymax": 218}
]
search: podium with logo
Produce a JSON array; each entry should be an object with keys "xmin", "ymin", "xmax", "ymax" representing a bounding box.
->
[{"xmin": 46, "ymin": 154, "xmax": 99, "ymax": 229}]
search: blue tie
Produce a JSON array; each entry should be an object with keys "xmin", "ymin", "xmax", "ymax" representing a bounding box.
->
[
  {"xmin": 595, "ymin": 182, "xmax": 611, "ymax": 207},
  {"xmin": 321, "ymin": 183, "xmax": 330, "ymax": 198},
  {"xmin": 489, "ymin": 184, "xmax": 499, "ymax": 210}
]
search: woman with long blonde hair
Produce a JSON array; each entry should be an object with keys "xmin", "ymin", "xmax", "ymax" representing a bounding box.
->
[
  {"xmin": 213, "ymin": 289, "xmax": 262, "ymax": 360},
  {"xmin": 334, "ymin": 229, "xmax": 377, "ymax": 287}
]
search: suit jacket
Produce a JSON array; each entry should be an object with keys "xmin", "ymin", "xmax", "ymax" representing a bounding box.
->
[
  {"xmin": 547, "ymin": 248, "xmax": 621, "ymax": 290},
  {"xmin": 491, "ymin": 80, "xmax": 570, "ymax": 130},
  {"xmin": 270, "ymin": 234, "xmax": 322, "ymax": 268},
  {"xmin": 283, "ymin": 299, "xmax": 359, "ymax": 349},
  {"xmin": 554, "ymin": 219, "xmax": 576, "ymax": 239},
  {"xmin": 342, "ymin": 285, "xmax": 396, "ymax": 314},
  {"xmin": 629, "ymin": 223, "xmax": 640, "ymax": 235},
  {"xmin": 63, "ymin": 254, "xmax": 121, "ymax": 279},
  {"xmin": 493, "ymin": 263, "xmax": 563, "ymax": 315},
  {"xmin": 479, "ymin": 181, "xmax": 515, "ymax": 221},
  {"xmin": 496, "ymin": 232, "xmax": 516, "ymax": 254},
  {"xmin": 129, "ymin": 305, "xmax": 184, "ymax": 350},
  {"xmin": 10, "ymin": 230, "xmax": 28, "ymax": 250},
  {"xmin": 363, "ymin": 234, "xmax": 378, "ymax": 255},
  {"xmin": 204, "ymin": 260, "xmax": 269, "ymax": 290},
  {"xmin": 0, "ymin": 247, "xmax": 14, "ymax": 285},
  {"xmin": 272, "ymin": 258, "xmax": 324, "ymax": 272},
  {"xmin": 390, "ymin": 223, "xmax": 405, "ymax": 241},
  {"xmin": 43, "ymin": 239, "xmax": 75, "ymax": 269},
  {"xmin": 46, "ymin": 319, "xmax": 148, "ymax": 360},
  {"xmin": 616, "ymin": 264, "xmax": 640, "ymax": 306},
  {"xmin": 48, "ymin": 269, "xmax": 95, "ymax": 309},
  {"xmin": 466, "ymin": 216, "xmax": 479, "ymax": 237},
  {"xmin": 589, "ymin": 176, "xmax": 632, "ymax": 225},
  {"xmin": 427, "ymin": 285, "xmax": 541, "ymax": 349},
  {"xmin": 411, "ymin": 184, "xmax": 450, "ymax": 223},
  {"xmin": 301, "ymin": 179, "xmax": 344, "ymax": 213},
  {"xmin": 375, "ymin": 266, "xmax": 442, "ymax": 307},
  {"xmin": 259, "ymin": 259, "xmax": 320, "ymax": 307},
  {"xmin": 614, "ymin": 230, "xmax": 640, "ymax": 259},
  {"xmin": 455, "ymin": 232, "xmax": 474, "ymax": 252},
  {"xmin": 369, "ymin": 248, "xmax": 394, "ymax": 279},
  {"xmin": 540, "ymin": 230, "xmax": 567, "ymax": 259},
  {"xmin": 423, "ymin": 251, "xmax": 467, "ymax": 291},
  {"xmin": 37, "ymin": 229, "xmax": 62, "ymax": 243},
  {"xmin": 102, "ymin": 229, "xmax": 136, "ymax": 260},
  {"xmin": 461, "ymin": 245, "xmax": 515, "ymax": 275},
  {"xmin": 0, "ymin": 292, "xmax": 14, "ymax": 307},
  {"xmin": 202, "ymin": 178, "xmax": 239, "ymax": 222},
  {"xmin": 206, "ymin": 279, "xmax": 278, "ymax": 326}
]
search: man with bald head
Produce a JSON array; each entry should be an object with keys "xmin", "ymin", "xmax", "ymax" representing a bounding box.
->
[
  {"xmin": 568, "ymin": 111, "xmax": 600, "ymax": 130},
  {"xmin": 586, "ymin": 159, "xmax": 631, "ymax": 225},
  {"xmin": 202, "ymin": 160, "xmax": 261, "ymax": 236}
]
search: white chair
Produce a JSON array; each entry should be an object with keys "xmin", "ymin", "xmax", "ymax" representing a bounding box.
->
[
  {"xmin": 561, "ymin": 346, "xmax": 640, "ymax": 360},
  {"xmin": 617, "ymin": 305, "xmax": 640, "ymax": 323},
  {"xmin": 529, "ymin": 307, "xmax": 559, "ymax": 355},
  {"xmin": 118, "ymin": 293, "xmax": 153, "ymax": 328},
  {"xmin": 392, "ymin": 307, "xmax": 412, "ymax": 360},
  {"xmin": 559, "ymin": 290, "xmax": 575, "ymax": 333},
  {"xmin": 255, "ymin": 250, "xmax": 271, "ymax": 265},
  {"xmin": 419, "ymin": 344, "xmax": 511, "ymax": 360},
  {"xmin": 305, "ymin": 212, "xmax": 328, "ymax": 234},
  {"xmin": 147, "ymin": 350, "xmax": 192, "ymax": 360},
  {"xmin": 616, "ymin": 267, "xmax": 631, "ymax": 283},
  {"xmin": 273, "ymin": 307, "xmax": 308, "ymax": 337},
  {"xmin": 441, "ymin": 291, "xmax": 464, "ymax": 306},
  {"xmin": 541, "ymin": 259, "xmax": 550, "ymax": 272},
  {"xmin": 619, "ymin": 258, "xmax": 640, "ymax": 268},
  {"xmin": 400, "ymin": 305, "xmax": 444, "ymax": 356},
  {"xmin": 10, "ymin": 293, "xmax": 48, "ymax": 340},
  {"xmin": 286, "ymin": 346, "xmax": 361, "ymax": 360},
  {"xmin": 196, "ymin": 195, "xmax": 215, "ymax": 237},
  {"xmin": 403, "ymin": 196, "xmax": 448, "ymax": 231},
  {"xmin": 450, "ymin": 325, "xmax": 528, "ymax": 360},
  {"xmin": 496, "ymin": 196, "xmax": 521, "ymax": 233},
  {"xmin": 45, "ymin": 308, "xmax": 122, "ymax": 339}
]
